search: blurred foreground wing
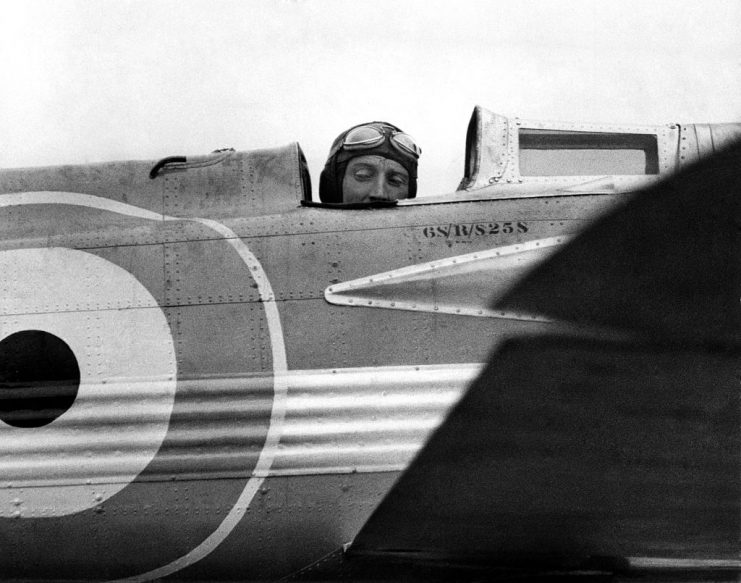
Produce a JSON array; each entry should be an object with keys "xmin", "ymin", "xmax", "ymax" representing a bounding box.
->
[
  {"xmin": 496, "ymin": 141, "xmax": 741, "ymax": 344},
  {"xmin": 349, "ymin": 336, "xmax": 739, "ymax": 573},
  {"xmin": 340, "ymin": 143, "xmax": 741, "ymax": 580}
]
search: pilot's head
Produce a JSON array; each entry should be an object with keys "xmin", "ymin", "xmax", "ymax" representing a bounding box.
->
[{"xmin": 319, "ymin": 122, "xmax": 421, "ymax": 203}]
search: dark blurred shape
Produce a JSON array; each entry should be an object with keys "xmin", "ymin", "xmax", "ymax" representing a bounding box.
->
[
  {"xmin": 496, "ymin": 141, "xmax": 741, "ymax": 346},
  {"xmin": 344, "ymin": 141, "xmax": 741, "ymax": 580},
  {"xmin": 349, "ymin": 337, "xmax": 739, "ymax": 573}
]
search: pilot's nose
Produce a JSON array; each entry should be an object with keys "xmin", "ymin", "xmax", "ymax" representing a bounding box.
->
[{"xmin": 369, "ymin": 176, "xmax": 391, "ymax": 201}]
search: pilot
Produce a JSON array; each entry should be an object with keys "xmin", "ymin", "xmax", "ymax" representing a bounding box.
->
[{"xmin": 319, "ymin": 122, "xmax": 421, "ymax": 203}]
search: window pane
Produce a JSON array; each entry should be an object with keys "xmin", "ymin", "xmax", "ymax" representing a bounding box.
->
[{"xmin": 519, "ymin": 129, "xmax": 659, "ymax": 176}]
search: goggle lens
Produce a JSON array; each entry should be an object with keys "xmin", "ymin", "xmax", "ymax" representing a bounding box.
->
[
  {"xmin": 344, "ymin": 127, "xmax": 385, "ymax": 148},
  {"xmin": 391, "ymin": 132, "xmax": 422, "ymax": 157}
]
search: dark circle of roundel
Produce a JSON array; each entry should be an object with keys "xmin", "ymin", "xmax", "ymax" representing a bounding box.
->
[{"xmin": 0, "ymin": 330, "xmax": 80, "ymax": 428}]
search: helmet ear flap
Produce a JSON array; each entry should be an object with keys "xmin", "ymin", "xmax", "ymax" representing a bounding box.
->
[
  {"xmin": 319, "ymin": 165, "xmax": 341, "ymax": 203},
  {"xmin": 408, "ymin": 174, "xmax": 417, "ymax": 198}
]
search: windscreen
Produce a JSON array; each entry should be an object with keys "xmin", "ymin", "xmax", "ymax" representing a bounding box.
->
[{"xmin": 519, "ymin": 129, "xmax": 659, "ymax": 176}]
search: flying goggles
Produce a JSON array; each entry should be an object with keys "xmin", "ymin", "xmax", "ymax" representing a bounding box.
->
[{"xmin": 339, "ymin": 125, "xmax": 422, "ymax": 159}]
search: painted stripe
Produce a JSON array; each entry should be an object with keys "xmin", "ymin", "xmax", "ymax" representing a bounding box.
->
[
  {"xmin": 123, "ymin": 220, "xmax": 290, "ymax": 582},
  {"xmin": 0, "ymin": 192, "xmax": 288, "ymax": 582},
  {"xmin": 0, "ymin": 191, "xmax": 166, "ymax": 221}
]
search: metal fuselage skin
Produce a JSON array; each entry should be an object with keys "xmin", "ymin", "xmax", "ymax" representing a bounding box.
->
[{"xmin": 0, "ymin": 112, "xmax": 737, "ymax": 581}]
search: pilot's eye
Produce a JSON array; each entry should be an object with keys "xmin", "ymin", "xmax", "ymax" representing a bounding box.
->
[
  {"xmin": 352, "ymin": 168, "xmax": 374, "ymax": 181},
  {"xmin": 387, "ymin": 173, "xmax": 408, "ymax": 188}
]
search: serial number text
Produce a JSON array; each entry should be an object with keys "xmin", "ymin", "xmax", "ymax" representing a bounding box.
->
[{"xmin": 421, "ymin": 222, "xmax": 529, "ymax": 239}]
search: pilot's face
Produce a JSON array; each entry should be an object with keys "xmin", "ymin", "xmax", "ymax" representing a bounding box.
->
[{"xmin": 342, "ymin": 155, "xmax": 410, "ymax": 203}]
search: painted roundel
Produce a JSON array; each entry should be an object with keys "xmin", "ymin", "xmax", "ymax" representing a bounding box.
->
[
  {"xmin": 0, "ymin": 247, "xmax": 177, "ymax": 514},
  {"xmin": 0, "ymin": 192, "xmax": 285, "ymax": 580}
]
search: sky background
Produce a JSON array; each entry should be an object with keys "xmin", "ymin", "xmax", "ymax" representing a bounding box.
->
[{"xmin": 1, "ymin": 0, "xmax": 740, "ymax": 197}]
